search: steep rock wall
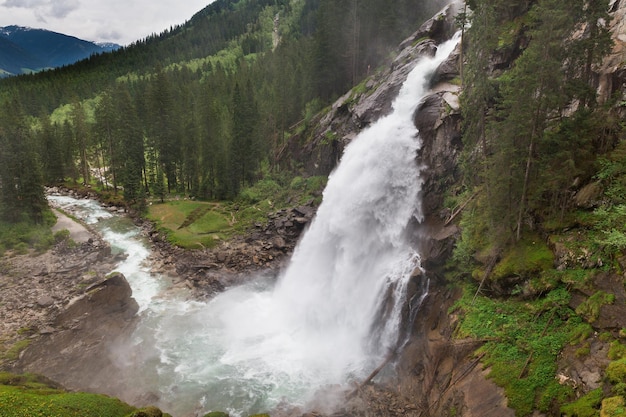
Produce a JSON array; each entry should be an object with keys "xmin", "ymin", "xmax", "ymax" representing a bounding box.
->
[{"xmin": 598, "ymin": 0, "xmax": 626, "ymax": 110}]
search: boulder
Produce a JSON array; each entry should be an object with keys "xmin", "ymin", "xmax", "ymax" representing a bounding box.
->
[{"xmin": 36, "ymin": 295, "xmax": 55, "ymax": 308}]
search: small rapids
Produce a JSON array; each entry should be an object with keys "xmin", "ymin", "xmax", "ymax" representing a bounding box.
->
[{"xmin": 47, "ymin": 33, "xmax": 459, "ymax": 417}]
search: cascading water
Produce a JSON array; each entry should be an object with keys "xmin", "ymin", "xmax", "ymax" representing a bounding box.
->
[{"xmin": 47, "ymin": 33, "xmax": 459, "ymax": 417}]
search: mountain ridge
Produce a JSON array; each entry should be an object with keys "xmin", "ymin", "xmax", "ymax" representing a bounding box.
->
[{"xmin": 0, "ymin": 25, "xmax": 120, "ymax": 77}]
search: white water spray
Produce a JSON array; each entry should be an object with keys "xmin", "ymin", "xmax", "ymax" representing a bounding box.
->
[{"xmin": 47, "ymin": 33, "xmax": 460, "ymax": 417}]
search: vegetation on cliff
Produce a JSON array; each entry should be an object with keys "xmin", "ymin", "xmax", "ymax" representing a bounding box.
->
[{"xmin": 451, "ymin": 0, "xmax": 626, "ymax": 415}]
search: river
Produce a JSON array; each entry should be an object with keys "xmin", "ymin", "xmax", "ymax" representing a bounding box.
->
[{"xmin": 47, "ymin": 33, "xmax": 459, "ymax": 417}]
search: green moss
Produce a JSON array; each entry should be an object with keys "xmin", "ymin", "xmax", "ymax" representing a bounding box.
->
[
  {"xmin": 601, "ymin": 332, "xmax": 615, "ymax": 342},
  {"xmin": 576, "ymin": 342, "xmax": 591, "ymax": 358},
  {"xmin": 569, "ymin": 322, "xmax": 594, "ymax": 345},
  {"xmin": 601, "ymin": 396, "xmax": 626, "ymax": 417},
  {"xmin": 576, "ymin": 291, "xmax": 615, "ymax": 323},
  {"xmin": 452, "ymin": 284, "xmax": 580, "ymax": 415},
  {"xmin": 0, "ymin": 373, "xmax": 172, "ymax": 416},
  {"xmin": 203, "ymin": 412, "xmax": 229, "ymax": 417},
  {"xmin": 608, "ymin": 359, "xmax": 626, "ymax": 384},
  {"xmin": 561, "ymin": 388, "xmax": 603, "ymax": 417},
  {"xmin": 2, "ymin": 339, "xmax": 30, "ymax": 361},
  {"xmin": 128, "ymin": 406, "xmax": 168, "ymax": 417},
  {"xmin": 609, "ymin": 341, "xmax": 626, "ymax": 360},
  {"xmin": 491, "ymin": 236, "xmax": 554, "ymax": 281},
  {"xmin": 615, "ymin": 383, "xmax": 626, "ymax": 397},
  {"xmin": 0, "ymin": 381, "xmax": 135, "ymax": 417}
]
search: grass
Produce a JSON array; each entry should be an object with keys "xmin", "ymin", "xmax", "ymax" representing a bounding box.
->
[
  {"xmin": 452, "ymin": 284, "xmax": 582, "ymax": 416},
  {"xmin": 146, "ymin": 200, "xmax": 232, "ymax": 249},
  {"xmin": 0, "ymin": 373, "xmax": 138, "ymax": 417},
  {"xmin": 0, "ymin": 211, "xmax": 57, "ymax": 255},
  {"xmin": 145, "ymin": 174, "xmax": 327, "ymax": 249}
]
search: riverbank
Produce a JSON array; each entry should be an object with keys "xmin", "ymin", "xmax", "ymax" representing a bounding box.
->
[{"xmin": 2, "ymin": 189, "xmax": 432, "ymax": 417}]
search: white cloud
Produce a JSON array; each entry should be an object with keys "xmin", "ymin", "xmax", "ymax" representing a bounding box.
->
[
  {"xmin": 50, "ymin": 0, "xmax": 79, "ymax": 19},
  {"xmin": 0, "ymin": 0, "xmax": 213, "ymax": 45},
  {"xmin": 3, "ymin": 0, "xmax": 47, "ymax": 7}
]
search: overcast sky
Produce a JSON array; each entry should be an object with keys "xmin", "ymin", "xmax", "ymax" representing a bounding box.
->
[{"xmin": 0, "ymin": 0, "xmax": 214, "ymax": 45}]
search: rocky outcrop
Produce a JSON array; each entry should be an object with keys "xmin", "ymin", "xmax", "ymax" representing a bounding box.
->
[
  {"xmin": 144, "ymin": 201, "xmax": 317, "ymax": 298},
  {"xmin": 0, "ymin": 230, "xmax": 140, "ymax": 400},
  {"xmin": 597, "ymin": 0, "xmax": 626, "ymax": 112},
  {"xmin": 12, "ymin": 271, "xmax": 138, "ymax": 393},
  {"xmin": 280, "ymin": 4, "xmax": 459, "ymax": 176},
  {"xmin": 1, "ymin": 238, "xmax": 121, "ymax": 362}
]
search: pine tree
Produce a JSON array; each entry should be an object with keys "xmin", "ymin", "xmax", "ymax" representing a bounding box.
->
[
  {"xmin": 115, "ymin": 85, "xmax": 146, "ymax": 207},
  {"xmin": 0, "ymin": 99, "xmax": 46, "ymax": 223},
  {"xmin": 38, "ymin": 115, "xmax": 65, "ymax": 184},
  {"xmin": 70, "ymin": 101, "xmax": 91, "ymax": 185}
]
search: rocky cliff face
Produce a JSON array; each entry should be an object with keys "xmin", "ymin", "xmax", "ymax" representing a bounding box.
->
[
  {"xmin": 598, "ymin": 0, "xmax": 626, "ymax": 110},
  {"xmin": 281, "ymin": 4, "xmax": 459, "ymax": 176}
]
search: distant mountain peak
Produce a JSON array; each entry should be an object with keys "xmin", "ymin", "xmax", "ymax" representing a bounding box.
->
[{"xmin": 0, "ymin": 25, "xmax": 121, "ymax": 77}]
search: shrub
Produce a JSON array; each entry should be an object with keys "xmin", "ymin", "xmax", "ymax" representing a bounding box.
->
[{"xmin": 53, "ymin": 229, "xmax": 71, "ymax": 242}]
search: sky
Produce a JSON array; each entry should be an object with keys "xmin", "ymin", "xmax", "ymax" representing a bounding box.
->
[{"xmin": 0, "ymin": 0, "xmax": 215, "ymax": 45}]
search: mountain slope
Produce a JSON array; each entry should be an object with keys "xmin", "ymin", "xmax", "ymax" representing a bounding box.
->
[{"xmin": 0, "ymin": 26, "xmax": 119, "ymax": 76}]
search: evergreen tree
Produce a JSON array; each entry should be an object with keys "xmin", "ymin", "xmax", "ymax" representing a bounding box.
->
[
  {"xmin": 38, "ymin": 115, "xmax": 65, "ymax": 184},
  {"xmin": 94, "ymin": 90, "xmax": 120, "ymax": 192},
  {"xmin": 70, "ymin": 101, "xmax": 91, "ymax": 185},
  {"xmin": 115, "ymin": 85, "xmax": 146, "ymax": 206},
  {"xmin": 0, "ymin": 99, "xmax": 46, "ymax": 223},
  {"xmin": 148, "ymin": 65, "xmax": 181, "ymax": 193}
]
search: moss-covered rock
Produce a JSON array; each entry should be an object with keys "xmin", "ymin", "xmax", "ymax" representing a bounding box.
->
[
  {"xmin": 128, "ymin": 406, "xmax": 164, "ymax": 417},
  {"xmin": 601, "ymin": 396, "xmax": 626, "ymax": 417},
  {"xmin": 608, "ymin": 358, "xmax": 626, "ymax": 384},
  {"xmin": 561, "ymin": 388, "xmax": 603, "ymax": 417}
]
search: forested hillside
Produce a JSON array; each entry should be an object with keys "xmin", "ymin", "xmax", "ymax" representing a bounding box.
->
[{"xmin": 0, "ymin": 0, "xmax": 447, "ymax": 227}]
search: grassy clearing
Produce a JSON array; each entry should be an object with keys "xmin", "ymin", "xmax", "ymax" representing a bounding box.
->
[
  {"xmin": 145, "ymin": 175, "xmax": 327, "ymax": 249},
  {"xmin": 146, "ymin": 200, "xmax": 232, "ymax": 249}
]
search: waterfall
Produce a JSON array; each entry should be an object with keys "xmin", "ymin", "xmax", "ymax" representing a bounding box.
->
[
  {"xmin": 46, "ymin": 33, "xmax": 461, "ymax": 417},
  {"xmin": 264, "ymin": 32, "xmax": 461, "ymax": 386}
]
